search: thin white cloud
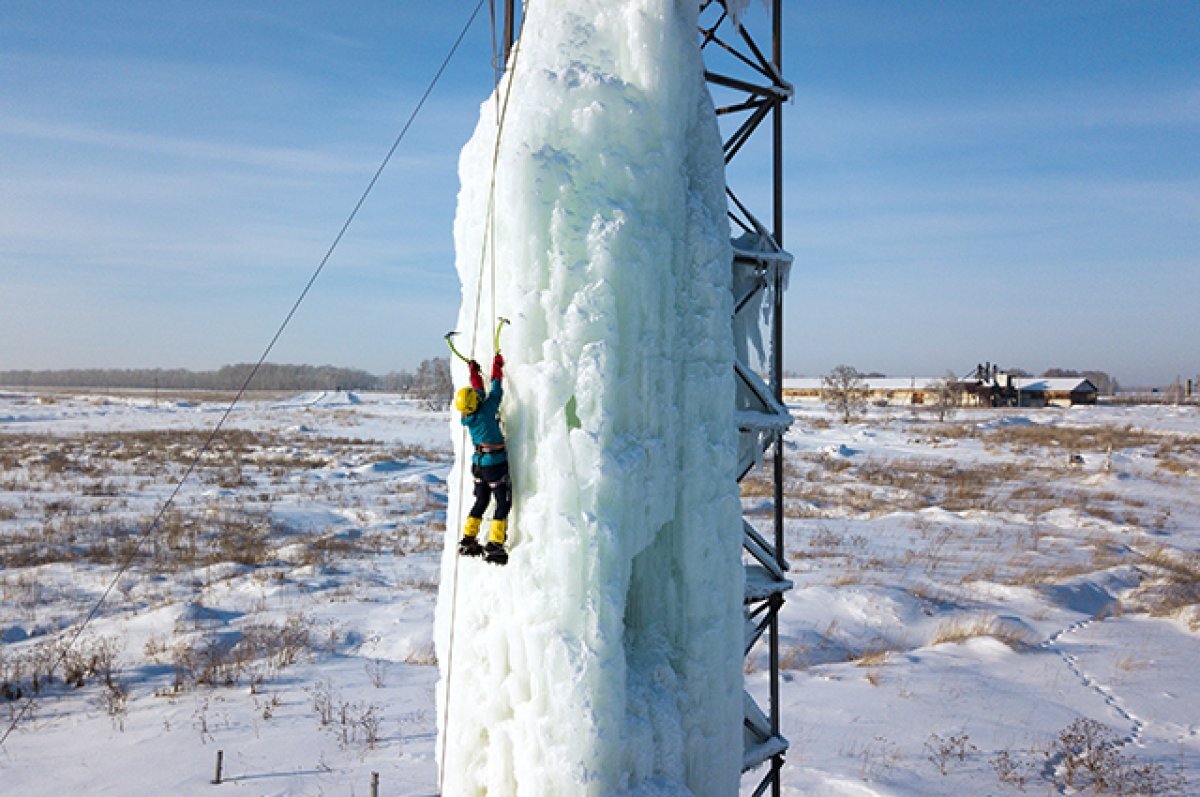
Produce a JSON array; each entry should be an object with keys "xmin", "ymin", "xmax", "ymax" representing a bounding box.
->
[
  {"xmin": 0, "ymin": 116, "xmax": 389, "ymax": 174},
  {"xmin": 793, "ymin": 85, "xmax": 1200, "ymax": 151}
]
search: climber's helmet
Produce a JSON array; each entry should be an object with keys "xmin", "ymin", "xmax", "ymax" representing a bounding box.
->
[{"xmin": 455, "ymin": 386, "xmax": 480, "ymax": 415}]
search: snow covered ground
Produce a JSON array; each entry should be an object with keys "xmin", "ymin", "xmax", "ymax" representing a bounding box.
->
[{"xmin": 1, "ymin": 390, "xmax": 1197, "ymax": 795}]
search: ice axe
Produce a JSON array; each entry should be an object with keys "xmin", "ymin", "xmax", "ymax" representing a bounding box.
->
[
  {"xmin": 445, "ymin": 319, "xmax": 509, "ymax": 364},
  {"xmin": 444, "ymin": 331, "xmax": 471, "ymax": 364},
  {"xmin": 494, "ymin": 317, "xmax": 510, "ymax": 353}
]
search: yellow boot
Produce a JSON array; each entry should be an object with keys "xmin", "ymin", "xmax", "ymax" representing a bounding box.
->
[
  {"xmin": 484, "ymin": 520, "xmax": 508, "ymax": 566},
  {"xmin": 458, "ymin": 517, "xmax": 483, "ymax": 556}
]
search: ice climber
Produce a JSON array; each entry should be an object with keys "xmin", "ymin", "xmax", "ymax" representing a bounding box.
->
[{"xmin": 454, "ymin": 353, "xmax": 510, "ymax": 565}]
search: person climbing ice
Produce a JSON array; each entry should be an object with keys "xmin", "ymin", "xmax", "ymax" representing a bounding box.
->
[{"xmin": 454, "ymin": 351, "xmax": 510, "ymax": 565}]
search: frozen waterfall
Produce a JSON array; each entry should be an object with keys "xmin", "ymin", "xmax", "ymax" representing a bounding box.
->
[{"xmin": 434, "ymin": 1, "xmax": 743, "ymax": 794}]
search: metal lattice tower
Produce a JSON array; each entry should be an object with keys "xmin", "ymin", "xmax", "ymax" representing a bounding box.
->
[
  {"xmin": 497, "ymin": 2, "xmax": 793, "ymax": 794},
  {"xmin": 698, "ymin": 3, "xmax": 794, "ymax": 795}
]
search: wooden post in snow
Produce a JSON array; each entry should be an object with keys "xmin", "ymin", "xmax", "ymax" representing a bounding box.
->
[{"xmin": 212, "ymin": 750, "xmax": 223, "ymax": 784}]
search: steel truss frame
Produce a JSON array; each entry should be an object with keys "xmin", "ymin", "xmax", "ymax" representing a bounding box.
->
[{"xmin": 699, "ymin": 3, "xmax": 793, "ymax": 796}]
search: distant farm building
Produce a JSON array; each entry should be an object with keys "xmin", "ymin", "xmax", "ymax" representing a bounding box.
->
[
  {"xmin": 783, "ymin": 374, "xmax": 1099, "ymax": 408},
  {"xmin": 783, "ymin": 377, "xmax": 942, "ymax": 406},
  {"xmin": 964, "ymin": 374, "xmax": 1098, "ymax": 408}
]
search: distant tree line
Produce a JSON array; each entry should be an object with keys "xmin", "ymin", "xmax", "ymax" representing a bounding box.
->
[{"xmin": 0, "ymin": 359, "xmax": 454, "ymax": 396}]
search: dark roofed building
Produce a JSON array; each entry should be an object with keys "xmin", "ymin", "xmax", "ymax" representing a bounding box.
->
[{"xmin": 965, "ymin": 374, "xmax": 1098, "ymax": 408}]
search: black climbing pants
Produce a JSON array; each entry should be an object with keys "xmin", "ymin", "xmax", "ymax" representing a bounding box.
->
[{"xmin": 470, "ymin": 461, "xmax": 511, "ymax": 521}]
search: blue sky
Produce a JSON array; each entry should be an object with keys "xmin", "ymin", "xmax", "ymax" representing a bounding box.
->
[{"xmin": 1, "ymin": 2, "xmax": 1196, "ymax": 386}]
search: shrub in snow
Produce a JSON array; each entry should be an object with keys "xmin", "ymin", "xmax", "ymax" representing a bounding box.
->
[
  {"xmin": 823, "ymin": 365, "xmax": 870, "ymax": 423},
  {"xmin": 991, "ymin": 719, "xmax": 1188, "ymax": 795}
]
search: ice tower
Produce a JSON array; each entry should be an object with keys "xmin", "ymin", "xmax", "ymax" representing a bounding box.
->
[{"xmin": 435, "ymin": 2, "xmax": 791, "ymax": 795}]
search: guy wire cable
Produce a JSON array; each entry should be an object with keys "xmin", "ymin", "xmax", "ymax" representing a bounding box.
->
[{"xmin": 0, "ymin": 0, "xmax": 490, "ymax": 751}]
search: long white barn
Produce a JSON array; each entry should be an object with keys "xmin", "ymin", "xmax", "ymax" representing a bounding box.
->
[{"xmin": 783, "ymin": 375, "xmax": 1099, "ymax": 408}]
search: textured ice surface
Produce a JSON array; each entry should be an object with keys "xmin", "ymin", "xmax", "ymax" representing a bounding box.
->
[{"xmin": 434, "ymin": 1, "xmax": 742, "ymax": 795}]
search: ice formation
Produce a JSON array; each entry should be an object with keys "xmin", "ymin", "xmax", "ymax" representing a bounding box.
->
[
  {"xmin": 725, "ymin": 0, "xmax": 762, "ymax": 26},
  {"xmin": 434, "ymin": 1, "xmax": 742, "ymax": 795}
]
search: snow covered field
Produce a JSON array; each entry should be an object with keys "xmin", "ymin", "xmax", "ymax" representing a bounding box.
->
[{"xmin": 1, "ymin": 390, "xmax": 1197, "ymax": 795}]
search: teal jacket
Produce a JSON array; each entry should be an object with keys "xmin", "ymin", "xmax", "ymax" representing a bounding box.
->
[{"xmin": 462, "ymin": 378, "xmax": 506, "ymax": 467}]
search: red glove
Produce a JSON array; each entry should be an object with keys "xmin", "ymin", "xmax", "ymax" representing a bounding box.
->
[
  {"xmin": 468, "ymin": 359, "xmax": 484, "ymax": 390},
  {"xmin": 491, "ymin": 353, "xmax": 505, "ymax": 381}
]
